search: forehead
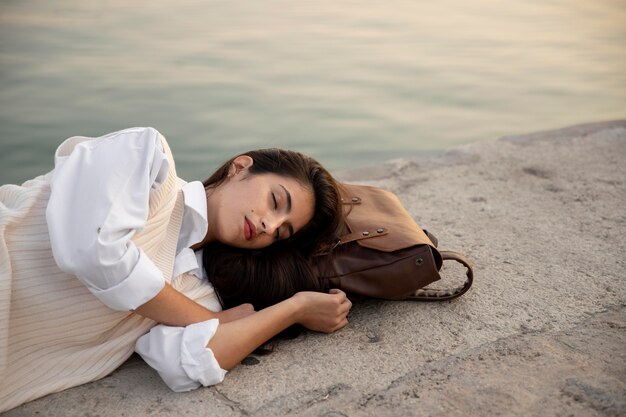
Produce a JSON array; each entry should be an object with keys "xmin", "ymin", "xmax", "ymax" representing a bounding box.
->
[{"xmin": 251, "ymin": 172, "xmax": 309, "ymax": 191}]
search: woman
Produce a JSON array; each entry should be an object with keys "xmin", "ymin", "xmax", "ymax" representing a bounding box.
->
[{"xmin": 0, "ymin": 127, "xmax": 351, "ymax": 411}]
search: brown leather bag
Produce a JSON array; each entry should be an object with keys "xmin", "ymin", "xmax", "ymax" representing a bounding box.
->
[{"xmin": 312, "ymin": 183, "xmax": 473, "ymax": 301}]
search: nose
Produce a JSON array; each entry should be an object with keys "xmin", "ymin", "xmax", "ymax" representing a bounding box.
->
[{"xmin": 260, "ymin": 213, "xmax": 283, "ymax": 236}]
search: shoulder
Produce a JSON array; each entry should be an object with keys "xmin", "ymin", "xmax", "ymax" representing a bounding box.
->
[
  {"xmin": 55, "ymin": 127, "xmax": 167, "ymax": 159},
  {"xmin": 98, "ymin": 127, "xmax": 165, "ymax": 146}
]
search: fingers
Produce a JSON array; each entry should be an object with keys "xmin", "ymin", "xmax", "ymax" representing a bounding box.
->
[
  {"xmin": 339, "ymin": 298, "xmax": 352, "ymax": 315},
  {"xmin": 330, "ymin": 289, "xmax": 351, "ymax": 320},
  {"xmin": 220, "ymin": 303, "xmax": 256, "ymax": 323},
  {"xmin": 332, "ymin": 296, "xmax": 351, "ymax": 333},
  {"xmin": 329, "ymin": 288, "xmax": 345, "ymax": 297},
  {"xmin": 330, "ymin": 317, "xmax": 349, "ymax": 333},
  {"xmin": 242, "ymin": 303, "xmax": 255, "ymax": 312},
  {"xmin": 233, "ymin": 303, "xmax": 255, "ymax": 315},
  {"xmin": 329, "ymin": 289, "xmax": 350, "ymax": 305}
]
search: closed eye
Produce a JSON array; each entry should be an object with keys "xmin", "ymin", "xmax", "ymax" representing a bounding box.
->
[{"xmin": 271, "ymin": 192, "xmax": 280, "ymax": 240}]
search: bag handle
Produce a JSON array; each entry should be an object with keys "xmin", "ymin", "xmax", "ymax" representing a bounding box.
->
[{"xmin": 406, "ymin": 250, "xmax": 474, "ymax": 301}]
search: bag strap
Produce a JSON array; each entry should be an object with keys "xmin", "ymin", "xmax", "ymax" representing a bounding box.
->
[{"xmin": 406, "ymin": 250, "xmax": 474, "ymax": 301}]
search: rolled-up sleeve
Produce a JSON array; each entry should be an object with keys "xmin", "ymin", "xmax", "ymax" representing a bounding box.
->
[
  {"xmin": 136, "ymin": 319, "xmax": 227, "ymax": 392},
  {"xmin": 46, "ymin": 127, "xmax": 170, "ymax": 311}
]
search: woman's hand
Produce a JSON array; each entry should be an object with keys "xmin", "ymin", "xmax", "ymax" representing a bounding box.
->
[
  {"xmin": 215, "ymin": 303, "xmax": 256, "ymax": 324},
  {"xmin": 292, "ymin": 289, "xmax": 352, "ymax": 333}
]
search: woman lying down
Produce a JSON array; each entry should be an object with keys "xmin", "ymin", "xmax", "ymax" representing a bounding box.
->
[{"xmin": 0, "ymin": 127, "xmax": 351, "ymax": 411}]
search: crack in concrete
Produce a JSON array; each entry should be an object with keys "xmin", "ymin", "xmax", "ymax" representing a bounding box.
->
[
  {"xmin": 251, "ymin": 383, "xmax": 353, "ymax": 416},
  {"xmin": 213, "ymin": 387, "xmax": 250, "ymax": 416}
]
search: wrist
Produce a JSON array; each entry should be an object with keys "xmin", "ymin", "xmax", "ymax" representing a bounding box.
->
[{"xmin": 285, "ymin": 294, "xmax": 306, "ymax": 325}]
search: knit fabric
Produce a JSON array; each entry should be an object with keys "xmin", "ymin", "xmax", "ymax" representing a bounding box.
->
[{"xmin": 0, "ymin": 135, "xmax": 187, "ymax": 412}]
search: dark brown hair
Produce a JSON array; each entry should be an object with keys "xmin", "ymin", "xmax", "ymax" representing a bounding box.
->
[
  {"xmin": 203, "ymin": 148, "xmax": 343, "ymax": 255},
  {"xmin": 203, "ymin": 241, "xmax": 326, "ymax": 312}
]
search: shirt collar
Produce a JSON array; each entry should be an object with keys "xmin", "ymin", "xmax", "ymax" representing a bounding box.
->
[{"xmin": 180, "ymin": 181, "xmax": 208, "ymax": 249}]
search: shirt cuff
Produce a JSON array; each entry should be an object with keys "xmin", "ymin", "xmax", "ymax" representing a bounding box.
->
[
  {"xmin": 135, "ymin": 319, "xmax": 227, "ymax": 392},
  {"xmin": 91, "ymin": 250, "xmax": 165, "ymax": 311},
  {"xmin": 180, "ymin": 319, "xmax": 227, "ymax": 389}
]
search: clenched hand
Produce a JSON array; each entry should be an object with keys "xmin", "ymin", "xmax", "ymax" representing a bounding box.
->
[{"xmin": 293, "ymin": 289, "xmax": 352, "ymax": 333}]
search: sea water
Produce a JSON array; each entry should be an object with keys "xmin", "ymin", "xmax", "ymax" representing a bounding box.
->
[{"xmin": 1, "ymin": 0, "xmax": 624, "ymax": 184}]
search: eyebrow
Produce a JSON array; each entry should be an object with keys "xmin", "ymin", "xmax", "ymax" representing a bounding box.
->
[
  {"xmin": 279, "ymin": 184, "xmax": 294, "ymax": 237},
  {"xmin": 279, "ymin": 184, "xmax": 292, "ymax": 212}
]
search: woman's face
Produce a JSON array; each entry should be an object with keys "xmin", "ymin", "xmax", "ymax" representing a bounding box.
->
[{"xmin": 206, "ymin": 156, "xmax": 315, "ymax": 249}]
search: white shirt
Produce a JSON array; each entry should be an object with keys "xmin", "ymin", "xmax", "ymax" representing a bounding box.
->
[{"xmin": 46, "ymin": 127, "xmax": 226, "ymax": 392}]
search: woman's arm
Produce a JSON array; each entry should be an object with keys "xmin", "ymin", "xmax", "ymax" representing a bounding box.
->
[
  {"xmin": 47, "ymin": 127, "xmax": 230, "ymax": 326},
  {"xmin": 135, "ymin": 289, "xmax": 350, "ymax": 391},
  {"xmin": 208, "ymin": 289, "xmax": 351, "ymax": 370},
  {"xmin": 135, "ymin": 283, "xmax": 254, "ymax": 326},
  {"xmin": 48, "ymin": 128, "xmax": 170, "ymax": 311}
]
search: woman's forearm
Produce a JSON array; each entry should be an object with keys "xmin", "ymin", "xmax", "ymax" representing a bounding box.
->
[
  {"xmin": 134, "ymin": 283, "xmax": 255, "ymax": 327},
  {"xmin": 207, "ymin": 297, "xmax": 300, "ymax": 370},
  {"xmin": 134, "ymin": 283, "xmax": 217, "ymax": 326}
]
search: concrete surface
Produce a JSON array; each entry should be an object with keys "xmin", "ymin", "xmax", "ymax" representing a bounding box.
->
[{"xmin": 4, "ymin": 120, "xmax": 625, "ymax": 417}]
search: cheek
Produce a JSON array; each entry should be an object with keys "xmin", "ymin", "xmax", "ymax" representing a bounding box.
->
[
  {"xmin": 215, "ymin": 209, "xmax": 241, "ymax": 244},
  {"xmin": 251, "ymin": 235, "xmax": 274, "ymax": 249},
  {"xmin": 300, "ymin": 205, "xmax": 315, "ymax": 230}
]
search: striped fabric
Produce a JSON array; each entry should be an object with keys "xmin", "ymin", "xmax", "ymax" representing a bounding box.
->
[{"xmin": 0, "ymin": 136, "xmax": 185, "ymax": 412}]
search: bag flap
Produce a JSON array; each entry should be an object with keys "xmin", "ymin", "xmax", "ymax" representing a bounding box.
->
[{"xmin": 339, "ymin": 183, "xmax": 435, "ymax": 252}]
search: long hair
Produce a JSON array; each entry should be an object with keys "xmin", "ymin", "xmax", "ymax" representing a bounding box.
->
[
  {"xmin": 203, "ymin": 148, "xmax": 344, "ymax": 255},
  {"xmin": 203, "ymin": 241, "xmax": 325, "ymax": 312}
]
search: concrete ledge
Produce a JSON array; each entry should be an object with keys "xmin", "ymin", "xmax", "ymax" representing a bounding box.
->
[{"xmin": 6, "ymin": 120, "xmax": 626, "ymax": 417}]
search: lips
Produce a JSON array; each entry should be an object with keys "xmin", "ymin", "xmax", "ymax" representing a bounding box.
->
[{"xmin": 244, "ymin": 217, "xmax": 257, "ymax": 240}]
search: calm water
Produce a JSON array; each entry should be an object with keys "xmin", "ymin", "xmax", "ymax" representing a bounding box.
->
[{"xmin": 1, "ymin": 0, "xmax": 625, "ymax": 185}]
